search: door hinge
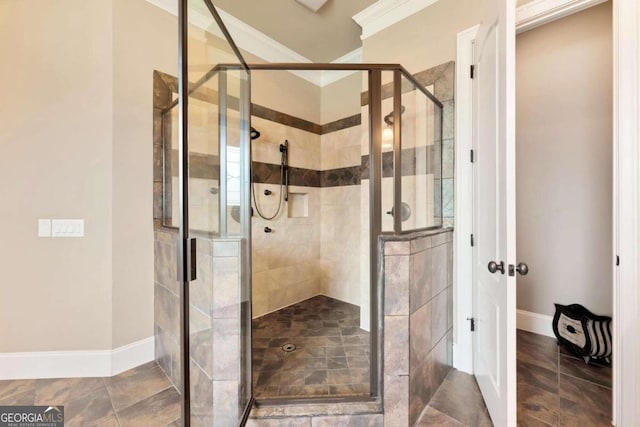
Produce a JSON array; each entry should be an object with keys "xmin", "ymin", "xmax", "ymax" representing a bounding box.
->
[
  {"xmin": 616, "ymin": 255, "xmax": 620, "ymax": 266},
  {"xmin": 467, "ymin": 317, "xmax": 476, "ymax": 331},
  {"xmin": 470, "ymin": 234, "xmax": 475, "ymax": 247},
  {"xmin": 470, "ymin": 149, "xmax": 475, "ymax": 163},
  {"xmin": 470, "ymin": 64, "xmax": 475, "ymax": 79}
]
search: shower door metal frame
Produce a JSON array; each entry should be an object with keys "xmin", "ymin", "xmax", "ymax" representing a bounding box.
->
[{"xmin": 177, "ymin": 0, "xmax": 254, "ymax": 426}]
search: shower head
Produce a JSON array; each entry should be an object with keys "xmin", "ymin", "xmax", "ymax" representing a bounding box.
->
[
  {"xmin": 250, "ymin": 127, "xmax": 261, "ymax": 140},
  {"xmin": 384, "ymin": 105, "xmax": 406, "ymax": 126}
]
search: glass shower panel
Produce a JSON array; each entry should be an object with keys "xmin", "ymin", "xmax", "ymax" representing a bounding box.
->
[
  {"xmin": 162, "ymin": 106, "xmax": 179, "ymax": 228},
  {"xmin": 400, "ymin": 75, "xmax": 443, "ymax": 231},
  {"xmin": 183, "ymin": 0, "xmax": 252, "ymax": 426},
  {"xmin": 188, "ymin": 76, "xmax": 220, "ymax": 234},
  {"xmin": 380, "ymin": 71, "xmax": 395, "ymax": 233}
]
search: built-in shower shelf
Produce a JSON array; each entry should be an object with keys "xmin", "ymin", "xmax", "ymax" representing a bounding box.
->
[{"xmin": 287, "ymin": 192, "xmax": 309, "ymax": 218}]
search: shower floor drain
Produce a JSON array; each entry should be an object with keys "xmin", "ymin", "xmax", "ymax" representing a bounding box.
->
[{"xmin": 281, "ymin": 343, "xmax": 297, "ymax": 353}]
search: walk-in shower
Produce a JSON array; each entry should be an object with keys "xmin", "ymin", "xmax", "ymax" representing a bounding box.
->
[{"xmin": 151, "ymin": 0, "xmax": 445, "ymax": 424}]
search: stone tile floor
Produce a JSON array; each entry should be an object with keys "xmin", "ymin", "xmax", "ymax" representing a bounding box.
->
[
  {"xmin": 0, "ymin": 362, "xmax": 180, "ymax": 426},
  {"xmin": 416, "ymin": 369, "xmax": 493, "ymax": 426},
  {"xmin": 252, "ymin": 295, "xmax": 371, "ymax": 399},
  {"xmin": 417, "ymin": 329, "xmax": 612, "ymax": 427},
  {"xmin": 0, "ymin": 329, "xmax": 610, "ymax": 426},
  {"xmin": 516, "ymin": 329, "xmax": 612, "ymax": 426}
]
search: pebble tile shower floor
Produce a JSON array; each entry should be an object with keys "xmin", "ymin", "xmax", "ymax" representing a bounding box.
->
[{"xmin": 252, "ymin": 295, "xmax": 371, "ymax": 399}]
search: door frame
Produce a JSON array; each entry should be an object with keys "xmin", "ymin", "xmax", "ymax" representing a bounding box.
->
[{"xmin": 454, "ymin": 0, "xmax": 640, "ymax": 424}]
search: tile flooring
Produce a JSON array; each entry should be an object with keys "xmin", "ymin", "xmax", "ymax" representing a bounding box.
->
[
  {"xmin": 415, "ymin": 329, "xmax": 612, "ymax": 427},
  {"xmin": 416, "ymin": 369, "xmax": 493, "ymax": 426},
  {"xmin": 0, "ymin": 329, "xmax": 611, "ymax": 426},
  {"xmin": 0, "ymin": 362, "xmax": 180, "ymax": 427},
  {"xmin": 252, "ymin": 295, "xmax": 371, "ymax": 399},
  {"xmin": 516, "ymin": 329, "xmax": 612, "ymax": 426}
]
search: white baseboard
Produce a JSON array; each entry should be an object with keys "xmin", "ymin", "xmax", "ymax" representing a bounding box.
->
[
  {"xmin": 516, "ymin": 309, "xmax": 555, "ymax": 338},
  {"xmin": 110, "ymin": 337, "xmax": 155, "ymax": 376},
  {"xmin": 0, "ymin": 337, "xmax": 155, "ymax": 380}
]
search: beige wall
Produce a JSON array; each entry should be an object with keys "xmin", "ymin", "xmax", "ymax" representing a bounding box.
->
[
  {"xmin": 112, "ymin": 0, "xmax": 178, "ymax": 348},
  {"xmin": 516, "ymin": 2, "xmax": 613, "ymax": 316},
  {"xmin": 0, "ymin": 0, "xmax": 114, "ymax": 352},
  {"xmin": 0, "ymin": 0, "xmax": 180, "ymax": 353},
  {"xmin": 362, "ymin": 0, "xmax": 486, "ymax": 75},
  {"xmin": 251, "ymin": 69, "xmax": 322, "ymax": 124},
  {"xmin": 321, "ymin": 72, "xmax": 363, "ymax": 124}
]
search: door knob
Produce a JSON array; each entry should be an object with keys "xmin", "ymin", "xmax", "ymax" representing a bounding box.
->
[
  {"xmin": 516, "ymin": 263, "xmax": 529, "ymax": 276},
  {"xmin": 488, "ymin": 261, "xmax": 505, "ymax": 274}
]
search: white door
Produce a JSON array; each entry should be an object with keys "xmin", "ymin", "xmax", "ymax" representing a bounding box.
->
[{"xmin": 471, "ymin": 0, "xmax": 517, "ymax": 425}]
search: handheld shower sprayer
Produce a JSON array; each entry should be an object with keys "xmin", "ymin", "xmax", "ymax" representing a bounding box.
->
[
  {"xmin": 279, "ymin": 141, "xmax": 289, "ymax": 202},
  {"xmin": 250, "ymin": 126, "xmax": 290, "ymax": 220}
]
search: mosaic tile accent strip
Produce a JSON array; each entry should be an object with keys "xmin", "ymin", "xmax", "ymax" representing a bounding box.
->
[
  {"xmin": 320, "ymin": 114, "xmax": 362, "ymax": 135},
  {"xmin": 251, "ymin": 162, "xmax": 321, "ymax": 187},
  {"xmin": 251, "ymin": 104, "xmax": 322, "ymax": 135},
  {"xmin": 168, "ymin": 147, "xmax": 440, "ymax": 189},
  {"xmin": 252, "ymin": 146, "xmax": 438, "ymax": 188},
  {"xmin": 320, "ymin": 166, "xmax": 362, "ymax": 187}
]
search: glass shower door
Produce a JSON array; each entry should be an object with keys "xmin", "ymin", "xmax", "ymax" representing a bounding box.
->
[{"xmin": 178, "ymin": 0, "xmax": 252, "ymax": 426}]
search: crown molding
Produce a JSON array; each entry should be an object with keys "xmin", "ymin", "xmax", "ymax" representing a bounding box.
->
[
  {"xmin": 353, "ymin": 0, "xmax": 441, "ymax": 40},
  {"xmin": 516, "ymin": 0, "xmax": 608, "ymax": 33},
  {"xmin": 319, "ymin": 48, "xmax": 363, "ymax": 86},
  {"xmin": 145, "ymin": 0, "xmax": 364, "ymax": 88}
]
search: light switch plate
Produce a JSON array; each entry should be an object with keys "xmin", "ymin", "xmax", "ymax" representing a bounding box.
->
[
  {"xmin": 38, "ymin": 219, "xmax": 51, "ymax": 237},
  {"xmin": 51, "ymin": 219, "xmax": 84, "ymax": 237}
]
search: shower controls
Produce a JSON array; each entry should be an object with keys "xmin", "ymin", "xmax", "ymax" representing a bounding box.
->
[
  {"xmin": 487, "ymin": 260, "xmax": 505, "ymax": 274},
  {"xmin": 264, "ymin": 227, "xmax": 272, "ymax": 233},
  {"xmin": 264, "ymin": 189, "xmax": 272, "ymax": 196}
]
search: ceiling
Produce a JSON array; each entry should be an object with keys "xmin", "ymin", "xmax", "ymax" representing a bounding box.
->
[{"xmin": 212, "ymin": 0, "xmax": 377, "ymax": 62}]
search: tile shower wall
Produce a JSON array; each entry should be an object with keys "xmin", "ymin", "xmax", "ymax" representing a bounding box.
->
[
  {"xmin": 320, "ymin": 124, "xmax": 362, "ymax": 306},
  {"xmin": 251, "ymin": 116, "xmax": 322, "ymax": 318},
  {"xmin": 154, "ymin": 229, "xmax": 245, "ymax": 426},
  {"xmin": 154, "ymin": 229, "xmax": 180, "ymax": 389},
  {"xmin": 383, "ymin": 229, "xmax": 454, "ymax": 427}
]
